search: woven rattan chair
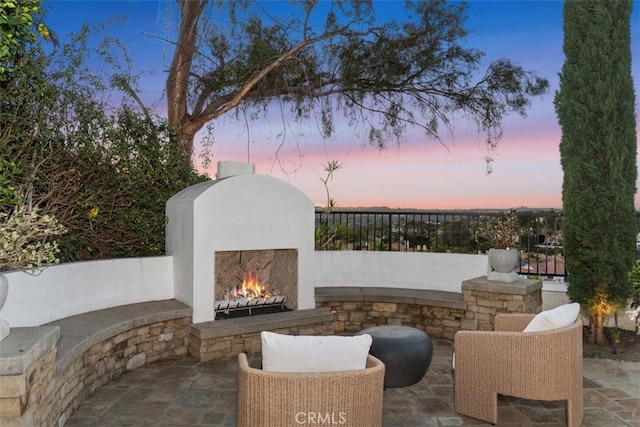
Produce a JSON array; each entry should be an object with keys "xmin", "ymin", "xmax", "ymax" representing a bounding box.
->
[
  {"xmin": 237, "ymin": 353, "xmax": 385, "ymax": 427},
  {"xmin": 454, "ymin": 314, "xmax": 583, "ymax": 427}
]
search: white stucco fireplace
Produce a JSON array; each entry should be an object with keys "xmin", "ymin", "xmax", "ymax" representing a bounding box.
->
[{"xmin": 165, "ymin": 162, "xmax": 315, "ymax": 323}]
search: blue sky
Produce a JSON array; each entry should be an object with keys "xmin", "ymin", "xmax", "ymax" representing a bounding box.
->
[{"xmin": 42, "ymin": 0, "xmax": 640, "ymax": 209}]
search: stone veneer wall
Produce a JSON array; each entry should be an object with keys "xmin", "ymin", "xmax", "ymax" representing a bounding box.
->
[
  {"xmin": 190, "ymin": 308, "xmax": 334, "ymax": 362},
  {"xmin": 47, "ymin": 318, "xmax": 191, "ymax": 426},
  {"xmin": 315, "ymin": 279, "xmax": 543, "ymax": 339},
  {"xmin": 315, "ymin": 287, "xmax": 469, "ymax": 340},
  {"xmin": 0, "ymin": 301, "xmax": 192, "ymax": 427},
  {"xmin": 322, "ymin": 300, "xmax": 468, "ymax": 340}
]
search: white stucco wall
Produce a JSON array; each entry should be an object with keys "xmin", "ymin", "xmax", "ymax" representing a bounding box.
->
[
  {"xmin": 0, "ymin": 250, "xmax": 490, "ymax": 328},
  {"xmin": 314, "ymin": 251, "xmax": 489, "ymax": 292},
  {"xmin": 166, "ymin": 173, "xmax": 315, "ymax": 324},
  {"xmin": 3, "ymin": 249, "xmax": 636, "ymax": 331},
  {"xmin": 0, "ymin": 256, "xmax": 174, "ymax": 327}
]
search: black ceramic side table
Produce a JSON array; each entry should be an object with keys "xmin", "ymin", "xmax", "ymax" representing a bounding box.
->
[{"xmin": 358, "ymin": 325, "xmax": 433, "ymax": 388}]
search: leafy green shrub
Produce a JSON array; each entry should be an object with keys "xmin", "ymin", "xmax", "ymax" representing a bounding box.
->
[
  {"xmin": 0, "ymin": 21, "xmax": 207, "ymax": 262},
  {"xmin": 54, "ymin": 107, "xmax": 207, "ymax": 260}
]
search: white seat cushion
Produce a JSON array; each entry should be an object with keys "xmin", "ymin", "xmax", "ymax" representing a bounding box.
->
[
  {"xmin": 261, "ymin": 331, "xmax": 373, "ymax": 373},
  {"xmin": 522, "ymin": 302, "xmax": 580, "ymax": 333}
]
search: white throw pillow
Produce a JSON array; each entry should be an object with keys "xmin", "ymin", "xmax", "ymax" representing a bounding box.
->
[
  {"xmin": 522, "ymin": 302, "xmax": 580, "ymax": 333},
  {"xmin": 261, "ymin": 331, "xmax": 373, "ymax": 373}
]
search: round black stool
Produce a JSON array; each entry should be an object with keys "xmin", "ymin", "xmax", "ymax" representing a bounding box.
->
[{"xmin": 358, "ymin": 325, "xmax": 433, "ymax": 388}]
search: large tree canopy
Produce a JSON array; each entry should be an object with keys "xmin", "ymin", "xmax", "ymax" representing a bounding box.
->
[{"xmin": 167, "ymin": 0, "xmax": 549, "ymax": 165}]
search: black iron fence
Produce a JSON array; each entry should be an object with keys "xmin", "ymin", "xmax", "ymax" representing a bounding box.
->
[
  {"xmin": 316, "ymin": 208, "xmax": 640, "ymax": 279},
  {"xmin": 315, "ymin": 208, "xmax": 569, "ymax": 278}
]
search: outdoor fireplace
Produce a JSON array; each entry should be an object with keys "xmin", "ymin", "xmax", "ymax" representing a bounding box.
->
[
  {"xmin": 166, "ymin": 161, "xmax": 315, "ymax": 324},
  {"xmin": 214, "ymin": 249, "xmax": 297, "ymax": 319}
]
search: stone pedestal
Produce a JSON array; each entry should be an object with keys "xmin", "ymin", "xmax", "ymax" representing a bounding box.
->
[
  {"xmin": 0, "ymin": 326, "xmax": 59, "ymax": 426},
  {"xmin": 462, "ymin": 276, "xmax": 542, "ymax": 331}
]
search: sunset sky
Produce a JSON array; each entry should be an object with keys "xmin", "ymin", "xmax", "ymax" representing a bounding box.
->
[{"xmin": 44, "ymin": 0, "xmax": 640, "ymax": 210}]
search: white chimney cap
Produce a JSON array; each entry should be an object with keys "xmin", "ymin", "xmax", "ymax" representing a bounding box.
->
[{"xmin": 216, "ymin": 161, "xmax": 255, "ymax": 179}]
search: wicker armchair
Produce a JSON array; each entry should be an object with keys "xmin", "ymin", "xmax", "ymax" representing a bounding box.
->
[
  {"xmin": 454, "ymin": 313, "xmax": 583, "ymax": 427},
  {"xmin": 237, "ymin": 353, "xmax": 385, "ymax": 427}
]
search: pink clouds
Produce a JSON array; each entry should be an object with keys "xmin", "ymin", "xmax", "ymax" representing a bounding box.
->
[
  {"xmin": 195, "ymin": 117, "xmax": 568, "ymax": 210},
  {"xmin": 193, "ymin": 107, "xmax": 640, "ymax": 211}
]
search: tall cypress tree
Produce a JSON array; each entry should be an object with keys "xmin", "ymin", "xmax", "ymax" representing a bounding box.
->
[{"xmin": 554, "ymin": 0, "xmax": 637, "ymax": 344}]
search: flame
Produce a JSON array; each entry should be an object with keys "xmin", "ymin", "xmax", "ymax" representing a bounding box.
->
[{"xmin": 233, "ymin": 269, "xmax": 270, "ymax": 299}]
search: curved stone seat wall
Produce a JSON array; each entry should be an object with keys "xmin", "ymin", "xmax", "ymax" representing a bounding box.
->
[
  {"xmin": 0, "ymin": 300, "xmax": 192, "ymax": 426},
  {"xmin": 315, "ymin": 278, "xmax": 542, "ymax": 339},
  {"xmin": 315, "ymin": 287, "xmax": 469, "ymax": 340}
]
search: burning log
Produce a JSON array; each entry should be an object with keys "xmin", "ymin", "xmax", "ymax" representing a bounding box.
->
[{"xmin": 215, "ymin": 268, "xmax": 289, "ymax": 318}]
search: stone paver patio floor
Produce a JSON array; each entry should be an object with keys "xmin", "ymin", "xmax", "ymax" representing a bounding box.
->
[{"xmin": 66, "ymin": 339, "xmax": 640, "ymax": 427}]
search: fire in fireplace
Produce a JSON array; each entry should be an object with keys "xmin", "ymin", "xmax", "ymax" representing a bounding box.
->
[
  {"xmin": 214, "ymin": 249, "xmax": 297, "ymax": 320},
  {"xmin": 225, "ymin": 269, "xmax": 269, "ymax": 299},
  {"xmin": 214, "ymin": 269, "xmax": 289, "ymax": 319}
]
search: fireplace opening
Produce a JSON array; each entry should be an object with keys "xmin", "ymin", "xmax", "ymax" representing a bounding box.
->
[{"xmin": 214, "ymin": 249, "xmax": 297, "ymax": 320}]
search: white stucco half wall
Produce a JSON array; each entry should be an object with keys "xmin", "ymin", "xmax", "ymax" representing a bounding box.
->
[
  {"xmin": 314, "ymin": 251, "xmax": 489, "ymax": 292},
  {"xmin": 0, "ymin": 256, "xmax": 174, "ymax": 327}
]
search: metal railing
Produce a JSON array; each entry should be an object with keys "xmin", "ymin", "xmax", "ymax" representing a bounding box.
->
[
  {"xmin": 315, "ymin": 208, "xmax": 567, "ymax": 278},
  {"xmin": 316, "ymin": 208, "xmax": 640, "ymax": 279}
]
